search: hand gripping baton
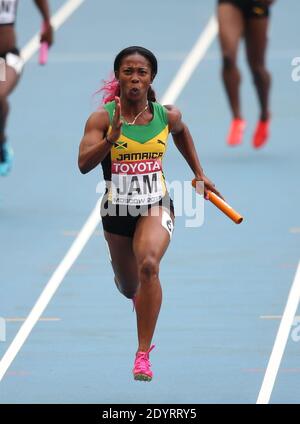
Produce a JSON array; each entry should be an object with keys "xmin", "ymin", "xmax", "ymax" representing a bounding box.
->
[{"xmin": 192, "ymin": 178, "xmax": 243, "ymax": 224}]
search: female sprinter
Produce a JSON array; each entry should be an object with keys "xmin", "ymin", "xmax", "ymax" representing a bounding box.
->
[
  {"xmin": 217, "ymin": 0, "xmax": 275, "ymax": 148},
  {"xmin": 78, "ymin": 46, "xmax": 221, "ymax": 382},
  {"xmin": 0, "ymin": 0, "xmax": 53, "ymax": 176}
]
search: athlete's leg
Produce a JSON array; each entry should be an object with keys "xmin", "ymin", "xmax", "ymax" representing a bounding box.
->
[
  {"xmin": 132, "ymin": 206, "xmax": 174, "ymax": 353},
  {"xmin": 104, "ymin": 230, "xmax": 139, "ymax": 299},
  {"xmin": 217, "ymin": 3, "xmax": 245, "ymax": 119},
  {"xmin": 0, "ymin": 65, "xmax": 20, "ymax": 161},
  {"xmin": 245, "ymin": 17, "xmax": 271, "ymax": 121}
]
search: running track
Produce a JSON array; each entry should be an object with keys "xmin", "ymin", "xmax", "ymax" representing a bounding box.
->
[{"xmin": 0, "ymin": 0, "xmax": 299, "ymax": 404}]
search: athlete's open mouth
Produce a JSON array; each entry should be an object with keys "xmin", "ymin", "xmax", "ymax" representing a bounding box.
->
[{"xmin": 129, "ymin": 87, "xmax": 140, "ymax": 95}]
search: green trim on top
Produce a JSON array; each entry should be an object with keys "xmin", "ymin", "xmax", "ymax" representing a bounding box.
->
[
  {"xmin": 103, "ymin": 101, "xmax": 169, "ymax": 144},
  {"xmin": 103, "ymin": 101, "xmax": 115, "ymax": 122}
]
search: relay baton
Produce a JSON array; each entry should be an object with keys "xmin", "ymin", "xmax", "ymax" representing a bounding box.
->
[
  {"xmin": 192, "ymin": 179, "xmax": 243, "ymax": 224},
  {"xmin": 39, "ymin": 23, "xmax": 48, "ymax": 65}
]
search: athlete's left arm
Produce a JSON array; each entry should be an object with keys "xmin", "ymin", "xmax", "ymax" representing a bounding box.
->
[
  {"xmin": 33, "ymin": 0, "xmax": 53, "ymax": 46},
  {"xmin": 165, "ymin": 104, "xmax": 223, "ymax": 199}
]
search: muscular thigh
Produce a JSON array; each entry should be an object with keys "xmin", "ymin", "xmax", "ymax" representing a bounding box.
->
[
  {"xmin": 133, "ymin": 206, "xmax": 174, "ymax": 265},
  {"xmin": 245, "ymin": 18, "xmax": 269, "ymax": 66},
  {"xmin": 0, "ymin": 65, "xmax": 20, "ymax": 97},
  {"xmin": 217, "ymin": 3, "xmax": 245, "ymax": 56},
  {"xmin": 104, "ymin": 230, "xmax": 138, "ymax": 286}
]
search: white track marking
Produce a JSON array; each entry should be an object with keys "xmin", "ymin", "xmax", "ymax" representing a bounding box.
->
[
  {"xmin": 0, "ymin": 200, "xmax": 99, "ymax": 381},
  {"xmin": 0, "ymin": 13, "xmax": 217, "ymax": 381},
  {"xmin": 257, "ymin": 262, "xmax": 300, "ymax": 404},
  {"xmin": 260, "ymin": 315, "xmax": 300, "ymax": 320},
  {"xmin": 21, "ymin": 0, "xmax": 85, "ymax": 62},
  {"xmin": 5, "ymin": 318, "xmax": 61, "ymax": 322},
  {"xmin": 161, "ymin": 15, "xmax": 218, "ymax": 105}
]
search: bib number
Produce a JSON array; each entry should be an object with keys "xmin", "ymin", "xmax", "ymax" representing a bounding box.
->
[{"xmin": 111, "ymin": 160, "xmax": 163, "ymax": 205}]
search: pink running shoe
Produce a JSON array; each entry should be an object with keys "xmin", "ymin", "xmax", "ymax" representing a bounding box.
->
[
  {"xmin": 252, "ymin": 118, "xmax": 270, "ymax": 149},
  {"xmin": 133, "ymin": 345, "xmax": 155, "ymax": 382},
  {"xmin": 227, "ymin": 118, "xmax": 246, "ymax": 146}
]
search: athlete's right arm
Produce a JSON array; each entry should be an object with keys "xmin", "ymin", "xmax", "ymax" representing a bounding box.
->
[
  {"xmin": 78, "ymin": 110, "xmax": 111, "ymax": 174},
  {"xmin": 78, "ymin": 98, "xmax": 122, "ymax": 174},
  {"xmin": 33, "ymin": 0, "xmax": 53, "ymax": 46}
]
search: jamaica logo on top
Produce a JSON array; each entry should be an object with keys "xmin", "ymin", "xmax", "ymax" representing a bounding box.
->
[{"xmin": 115, "ymin": 141, "xmax": 128, "ymax": 150}]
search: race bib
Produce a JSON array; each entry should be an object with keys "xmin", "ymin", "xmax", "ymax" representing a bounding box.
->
[{"xmin": 111, "ymin": 159, "xmax": 163, "ymax": 205}]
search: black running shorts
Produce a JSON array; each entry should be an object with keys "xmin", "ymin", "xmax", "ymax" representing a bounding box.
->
[
  {"xmin": 100, "ymin": 191, "xmax": 175, "ymax": 238},
  {"xmin": 218, "ymin": 0, "xmax": 270, "ymax": 18}
]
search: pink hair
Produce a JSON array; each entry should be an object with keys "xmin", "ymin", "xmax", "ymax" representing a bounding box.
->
[
  {"xmin": 94, "ymin": 71, "xmax": 157, "ymax": 107},
  {"xmin": 96, "ymin": 74, "xmax": 120, "ymax": 104}
]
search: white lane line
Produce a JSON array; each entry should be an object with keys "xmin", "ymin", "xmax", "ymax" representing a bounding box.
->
[
  {"xmin": 161, "ymin": 15, "xmax": 218, "ymax": 105},
  {"xmin": 260, "ymin": 315, "xmax": 300, "ymax": 320},
  {"xmin": 0, "ymin": 201, "xmax": 100, "ymax": 381},
  {"xmin": 21, "ymin": 0, "xmax": 85, "ymax": 62},
  {"xmin": 5, "ymin": 318, "xmax": 61, "ymax": 322},
  {"xmin": 0, "ymin": 13, "xmax": 217, "ymax": 381},
  {"xmin": 257, "ymin": 261, "xmax": 300, "ymax": 404}
]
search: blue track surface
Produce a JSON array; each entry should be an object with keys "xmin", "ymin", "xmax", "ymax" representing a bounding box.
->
[{"xmin": 0, "ymin": 0, "xmax": 299, "ymax": 403}]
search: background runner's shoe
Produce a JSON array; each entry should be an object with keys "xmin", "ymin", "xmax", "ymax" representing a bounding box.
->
[
  {"xmin": 252, "ymin": 119, "xmax": 270, "ymax": 149},
  {"xmin": 227, "ymin": 118, "xmax": 246, "ymax": 146},
  {"xmin": 0, "ymin": 143, "xmax": 14, "ymax": 176},
  {"xmin": 133, "ymin": 345, "xmax": 155, "ymax": 382}
]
